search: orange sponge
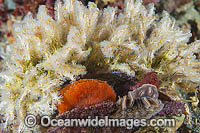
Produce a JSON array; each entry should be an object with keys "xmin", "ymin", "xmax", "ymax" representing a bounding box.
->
[{"xmin": 57, "ymin": 79, "xmax": 116, "ymax": 114}]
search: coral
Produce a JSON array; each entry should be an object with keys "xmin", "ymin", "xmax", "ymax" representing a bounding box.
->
[
  {"xmin": 57, "ymin": 79, "xmax": 116, "ymax": 114},
  {"xmin": 0, "ymin": 0, "xmax": 199, "ymax": 132}
]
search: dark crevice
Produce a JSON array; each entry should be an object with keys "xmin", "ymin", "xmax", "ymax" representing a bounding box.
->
[{"xmin": 188, "ymin": 20, "xmax": 200, "ymax": 43}]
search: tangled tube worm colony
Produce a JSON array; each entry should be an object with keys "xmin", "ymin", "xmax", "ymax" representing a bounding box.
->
[{"xmin": 0, "ymin": 0, "xmax": 199, "ymax": 132}]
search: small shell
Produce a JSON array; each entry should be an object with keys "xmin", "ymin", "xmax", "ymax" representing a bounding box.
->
[{"xmin": 133, "ymin": 84, "xmax": 159, "ymax": 98}]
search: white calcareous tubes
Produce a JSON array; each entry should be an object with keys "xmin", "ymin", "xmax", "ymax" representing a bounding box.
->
[{"xmin": 0, "ymin": 0, "xmax": 199, "ymax": 132}]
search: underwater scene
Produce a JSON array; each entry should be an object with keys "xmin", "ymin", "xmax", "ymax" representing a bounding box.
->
[{"xmin": 0, "ymin": 0, "xmax": 199, "ymax": 132}]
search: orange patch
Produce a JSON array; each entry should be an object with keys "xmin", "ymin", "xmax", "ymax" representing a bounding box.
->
[{"xmin": 57, "ymin": 79, "xmax": 116, "ymax": 114}]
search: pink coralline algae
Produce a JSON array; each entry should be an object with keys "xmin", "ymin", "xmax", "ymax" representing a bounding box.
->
[
  {"xmin": 12, "ymin": 0, "xmax": 56, "ymax": 18},
  {"xmin": 47, "ymin": 100, "xmax": 117, "ymax": 133},
  {"xmin": 143, "ymin": 0, "xmax": 159, "ymax": 6},
  {"xmin": 158, "ymin": 101, "xmax": 185, "ymax": 116},
  {"xmin": 130, "ymin": 72, "xmax": 159, "ymax": 90},
  {"xmin": 57, "ymin": 100, "xmax": 117, "ymax": 119}
]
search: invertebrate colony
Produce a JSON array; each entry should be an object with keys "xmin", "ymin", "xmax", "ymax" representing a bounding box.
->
[
  {"xmin": 0, "ymin": 0, "xmax": 199, "ymax": 132},
  {"xmin": 47, "ymin": 72, "xmax": 184, "ymax": 132}
]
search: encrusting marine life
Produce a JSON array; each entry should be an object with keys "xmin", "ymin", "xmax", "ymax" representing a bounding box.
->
[
  {"xmin": 57, "ymin": 79, "xmax": 116, "ymax": 114},
  {"xmin": 0, "ymin": 0, "xmax": 199, "ymax": 132}
]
